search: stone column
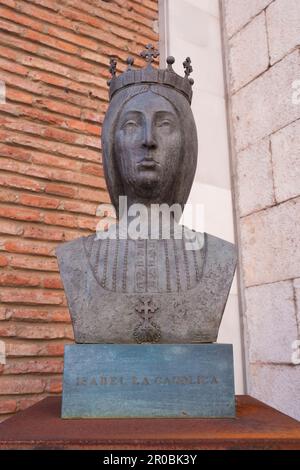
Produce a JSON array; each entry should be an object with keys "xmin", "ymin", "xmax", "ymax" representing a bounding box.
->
[{"xmin": 221, "ymin": 0, "xmax": 300, "ymax": 420}]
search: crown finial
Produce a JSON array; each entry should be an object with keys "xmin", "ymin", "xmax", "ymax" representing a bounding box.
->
[
  {"xmin": 166, "ymin": 56, "xmax": 175, "ymax": 72},
  {"xmin": 109, "ymin": 57, "xmax": 117, "ymax": 78},
  {"xmin": 183, "ymin": 57, "xmax": 193, "ymax": 77},
  {"xmin": 140, "ymin": 44, "xmax": 160, "ymax": 64},
  {"xmin": 126, "ymin": 56, "xmax": 134, "ymax": 70}
]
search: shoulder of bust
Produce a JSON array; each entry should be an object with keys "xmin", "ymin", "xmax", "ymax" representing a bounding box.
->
[
  {"xmin": 56, "ymin": 235, "xmax": 95, "ymax": 254},
  {"xmin": 56, "ymin": 235, "xmax": 94, "ymax": 269},
  {"xmin": 205, "ymin": 232, "xmax": 236, "ymax": 253},
  {"xmin": 204, "ymin": 232, "xmax": 237, "ymax": 271}
]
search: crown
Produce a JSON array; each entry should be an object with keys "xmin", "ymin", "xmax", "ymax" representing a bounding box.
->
[{"xmin": 107, "ymin": 44, "xmax": 194, "ymax": 104}]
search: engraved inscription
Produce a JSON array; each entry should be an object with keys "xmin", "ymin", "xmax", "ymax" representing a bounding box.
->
[{"xmin": 75, "ymin": 375, "xmax": 219, "ymax": 386}]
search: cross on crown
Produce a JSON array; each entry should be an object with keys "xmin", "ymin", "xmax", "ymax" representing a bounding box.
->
[
  {"xmin": 140, "ymin": 44, "xmax": 160, "ymax": 64},
  {"xmin": 183, "ymin": 57, "xmax": 193, "ymax": 77}
]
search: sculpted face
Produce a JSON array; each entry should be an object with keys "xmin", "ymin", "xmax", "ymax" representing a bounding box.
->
[{"xmin": 114, "ymin": 91, "xmax": 182, "ymax": 203}]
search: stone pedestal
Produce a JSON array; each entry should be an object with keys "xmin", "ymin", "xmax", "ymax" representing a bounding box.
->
[{"xmin": 62, "ymin": 343, "xmax": 235, "ymax": 419}]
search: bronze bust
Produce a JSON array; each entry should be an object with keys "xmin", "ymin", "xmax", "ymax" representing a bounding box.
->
[{"xmin": 56, "ymin": 45, "xmax": 237, "ymax": 344}]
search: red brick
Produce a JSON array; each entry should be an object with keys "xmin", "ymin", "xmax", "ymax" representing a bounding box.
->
[
  {"xmin": 0, "ymin": 4, "xmax": 44, "ymax": 32},
  {"xmin": 0, "ymin": 254, "xmax": 8, "ymax": 267},
  {"xmin": 43, "ymin": 212, "xmax": 78, "ymax": 229},
  {"xmin": 130, "ymin": 1, "xmax": 158, "ymax": 19},
  {"xmin": 82, "ymin": 163, "xmax": 104, "ymax": 177},
  {"xmin": 23, "ymin": 224, "xmax": 64, "ymax": 241},
  {"xmin": 41, "ymin": 276, "xmax": 63, "ymax": 290},
  {"xmin": 0, "ymin": 323, "xmax": 17, "ymax": 337},
  {"xmin": 61, "ymin": 119, "xmax": 100, "ymax": 136},
  {"xmin": 64, "ymin": 325, "xmax": 74, "ymax": 340},
  {"xmin": 19, "ymin": 193, "xmax": 60, "ymax": 210},
  {"xmin": 8, "ymin": 308, "xmax": 70, "ymax": 323},
  {"xmin": 77, "ymin": 187, "xmax": 108, "ymax": 203},
  {"xmin": 9, "ymin": 254, "xmax": 58, "ymax": 272},
  {"xmin": 0, "ymin": 307, "xmax": 7, "ymax": 320},
  {"xmin": 12, "ymin": 105, "xmax": 66, "ymax": 127},
  {"xmin": 0, "ymin": 272, "xmax": 40, "ymax": 288},
  {"xmin": 19, "ymin": 40, "xmax": 105, "ymax": 78},
  {"xmin": 6, "ymin": 342, "xmax": 43, "ymax": 357},
  {"xmin": 0, "ymin": 205, "xmax": 42, "ymax": 223},
  {"xmin": 16, "ymin": 324, "xmax": 68, "ymax": 340},
  {"xmin": 22, "ymin": 224, "xmax": 86, "ymax": 242},
  {"xmin": 77, "ymin": 215, "xmax": 98, "ymax": 231},
  {"xmin": 0, "ymin": 173, "xmax": 44, "ymax": 193},
  {"xmin": 0, "ymin": 31, "xmax": 38, "ymax": 55},
  {"xmin": 0, "ymin": 18, "xmax": 24, "ymax": 35},
  {"xmin": 0, "ymin": 56, "xmax": 29, "ymax": 76},
  {"xmin": 0, "ymin": 377, "xmax": 45, "ymax": 395},
  {"xmin": 3, "ymin": 358, "xmax": 64, "ymax": 375},
  {"xmin": 81, "ymin": 109, "xmax": 105, "ymax": 122},
  {"xmin": 6, "ymin": 341, "xmax": 67, "ymax": 357},
  {"xmin": 80, "ymin": 49, "xmax": 107, "ymax": 65},
  {"xmin": 59, "ymin": 199, "xmax": 97, "ymax": 216},
  {"xmin": 45, "ymin": 183, "xmax": 75, "ymax": 198},
  {"xmin": 0, "ymin": 0, "xmax": 158, "ymax": 420},
  {"xmin": 0, "ymin": 128, "xmax": 101, "ymax": 163},
  {"xmin": 6, "ymin": 88, "xmax": 33, "ymax": 105},
  {"xmin": 0, "ymin": 69, "xmax": 99, "ymax": 111},
  {"xmin": 21, "ymin": 55, "xmax": 72, "ymax": 77},
  {"xmin": 59, "ymin": 171, "xmax": 106, "ymax": 189},
  {"xmin": 40, "ymin": 342, "xmax": 67, "ymax": 356},
  {"xmin": 28, "ymin": 69, "xmax": 91, "ymax": 95},
  {"xmin": 65, "ymin": 0, "xmax": 155, "ymax": 34},
  {"xmin": 45, "ymin": 377, "xmax": 62, "ymax": 394},
  {"xmin": 0, "ymin": 143, "xmax": 32, "ymax": 161},
  {"xmin": 0, "ymin": 219, "xmax": 23, "ymax": 236},
  {"xmin": 2, "ymin": 239, "xmax": 56, "ymax": 257},
  {"xmin": 0, "ymin": 187, "xmax": 18, "ymax": 203},
  {"xmin": 24, "ymin": 29, "xmax": 79, "ymax": 54},
  {"xmin": 31, "ymin": 152, "xmax": 81, "ymax": 171},
  {"xmin": 0, "ymin": 288, "xmax": 63, "ymax": 305},
  {"xmin": 46, "ymin": 24, "xmax": 99, "ymax": 51},
  {"xmin": 26, "ymin": 0, "xmax": 60, "ymax": 13},
  {"xmin": 17, "ymin": 1, "xmax": 74, "ymax": 30},
  {"xmin": 0, "ymin": 399, "xmax": 17, "ymax": 414},
  {"xmin": 3, "ymin": 119, "xmax": 98, "ymax": 148},
  {"xmin": 33, "ymin": 97, "xmax": 81, "ymax": 118}
]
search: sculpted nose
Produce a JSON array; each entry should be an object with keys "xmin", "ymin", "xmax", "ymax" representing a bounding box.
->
[{"xmin": 142, "ymin": 124, "xmax": 157, "ymax": 150}]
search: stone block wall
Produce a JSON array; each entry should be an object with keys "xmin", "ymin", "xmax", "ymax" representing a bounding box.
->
[
  {"xmin": 0, "ymin": 0, "xmax": 158, "ymax": 421},
  {"xmin": 222, "ymin": 0, "xmax": 300, "ymax": 420}
]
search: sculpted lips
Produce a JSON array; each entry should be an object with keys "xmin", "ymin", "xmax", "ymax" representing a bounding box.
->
[{"xmin": 137, "ymin": 159, "xmax": 160, "ymax": 169}]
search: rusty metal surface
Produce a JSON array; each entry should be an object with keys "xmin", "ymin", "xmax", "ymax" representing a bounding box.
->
[{"xmin": 0, "ymin": 396, "xmax": 299, "ymax": 450}]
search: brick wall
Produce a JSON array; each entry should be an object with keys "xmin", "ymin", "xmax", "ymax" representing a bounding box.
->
[
  {"xmin": 222, "ymin": 0, "xmax": 300, "ymax": 420},
  {"xmin": 0, "ymin": 0, "xmax": 158, "ymax": 421}
]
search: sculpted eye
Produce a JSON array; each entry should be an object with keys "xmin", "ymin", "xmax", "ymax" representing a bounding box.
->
[
  {"xmin": 156, "ymin": 119, "xmax": 172, "ymax": 128},
  {"xmin": 122, "ymin": 120, "xmax": 138, "ymax": 130}
]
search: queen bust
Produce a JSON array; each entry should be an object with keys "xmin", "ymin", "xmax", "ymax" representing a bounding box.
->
[{"xmin": 56, "ymin": 45, "xmax": 236, "ymax": 345}]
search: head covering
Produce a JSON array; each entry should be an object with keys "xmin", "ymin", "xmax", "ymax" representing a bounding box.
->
[{"xmin": 101, "ymin": 83, "xmax": 198, "ymax": 218}]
